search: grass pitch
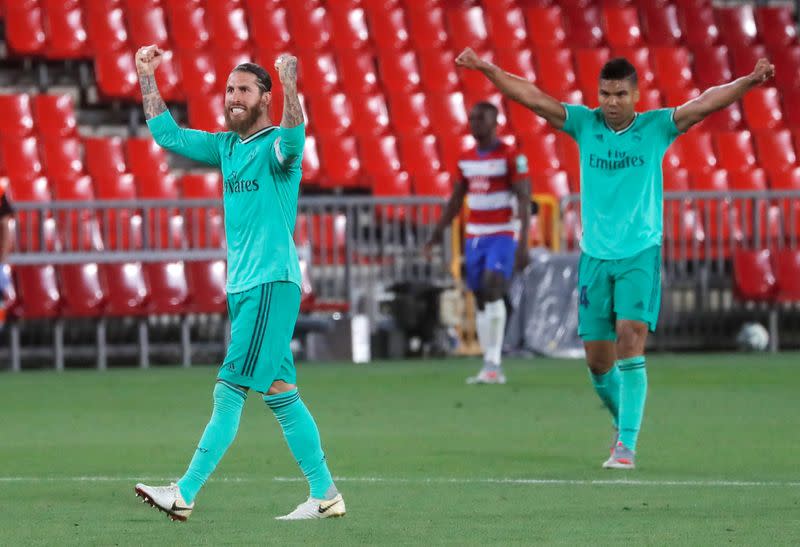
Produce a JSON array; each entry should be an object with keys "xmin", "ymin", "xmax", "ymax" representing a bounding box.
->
[{"xmin": 1, "ymin": 354, "xmax": 799, "ymax": 545}]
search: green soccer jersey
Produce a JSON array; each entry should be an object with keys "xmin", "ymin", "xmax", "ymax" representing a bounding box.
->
[
  {"xmin": 147, "ymin": 111, "xmax": 304, "ymax": 293},
  {"xmin": 561, "ymin": 104, "xmax": 681, "ymax": 260}
]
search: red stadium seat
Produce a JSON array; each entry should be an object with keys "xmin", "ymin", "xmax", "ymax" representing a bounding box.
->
[
  {"xmin": 338, "ymin": 51, "xmax": 379, "ymax": 96},
  {"xmin": 387, "ymin": 92, "xmax": 431, "ymax": 137},
  {"xmin": 535, "ymin": 47, "xmax": 576, "ymax": 95},
  {"xmin": 295, "ymin": 212, "xmax": 347, "ymax": 266},
  {"xmin": 124, "ymin": 0, "xmax": 169, "ymax": 49},
  {"xmin": 602, "ymin": 7, "xmax": 642, "ymax": 48},
  {"xmin": 126, "ymin": 137, "xmax": 169, "ymax": 178},
  {"xmin": 186, "ymin": 260, "xmax": 227, "ymax": 314},
  {"xmin": 41, "ymin": 0, "xmax": 90, "ymax": 59},
  {"xmin": 427, "ymin": 92, "xmax": 468, "ymax": 139},
  {"xmin": 59, "ymin": 263, "xmax": 106, "ymax": 317},
  {"xmin": 329, "ymin": 5, "xmax": 370, "ymax": 51},
  {"xmin": 378, "ymin": 49, "xmax": 421, "ymax": 94},
  {"xmin": 555, "ymin": 132, "xmax": 580, "ymax": 178},
  {"xmin": 102, "ymin": 262, "xmax": 148, "ymax": 316},
  {"xmin": 351, "ymin": 93, "xmax": 390, "ymax": 138},
  {"xmin": 6, "ymin": 176, "xmax": 57, "ymax": 253},
  {"xmin": 417, "ymin": 49, "xmax": 459, "ymax": 93},
  {"xmin": 730, "ymin": 43, "xmax": 767, "ymax": 78},
  {"xmin": 41, "ymin": 137, "xmax": 84, "ymax": 180},
  {"xmin": 714, "ymin": 6, "xmax": 759, "ymax": 48},
  {"xmin": 166, "ymin": 1, "xmax": 209, "ymax": 50},
  {"xmin": 92, "ymin": 172, "xmax": 142, "ymax": 251},
  {"xmin": 495, "ymin": 47, "xmax": 537, "ymax": 84},
  {"xmin": 151, "ymin": 50, "xmax": 184, "ymax": 103},
  {"xmin": 413, "ymin": 170, "xmax": 450, "ymax": 198},
  {"xmin": 51, "ymin": 175, "xmax": 103, "ymax": 252},
  {"xmin": 561, "ymin": 3, "xmax": 603, "ymax": 48},
  {"xmin": 652, "ymin": 46, "xmax": 693, "ymax": 92},
  {"xmin": 94, "ymin": 48, "xmax": 139, "ymax": 100},
  {"xmin": 445, "ymin": 5, "xmax": 488, "ymax": 52},
  {"xmin": 207, "ymin": 2, "xmax": 250, "ymax": 52},
  {"xmin": 460, "ymin": 49, "xmax": 498, "ymax": 102},
  {"xmin": 0, "ymin": 94, "xmax": 34, "ymax": 138},
  {"xmin": 575, "ymin": 48, "xmax": 610, "ymax": 107},
  {"xmin": 181, "ymin": 172, "xmax": 223, "ymax": 250},
  {"xmin": 637, "ymin": 89, "xmax": 663, "ymax": 111},
  {"xmin": 178, "ymin": 51, "xmax": 218, "ymax": 99},
  {"xmin": 756, "ymin": 6, "xmax": 797, "ymax": 51},
  {"xmin": 83, "ymin": 136, "xmax": 127, "ymax": 178},
  {"xmin": 524, "ymin": 6, "xmax": 566, "ymax": 48},
  {"xmin": 773, "ymin": 249, "xmax": 800, "ymax": 303},
  {"xmin": 714, "ymin": 131, "xmax": 756, "ymax": 173},
  {"xmin": 318, "ymin": 135, "xmax": 363, "ymax": 189},
  {"xmin": 214, "ymin": 49, "xmax": 253, "ymax": 86},
  {"xmin": 138, "ymin": 172, "xmax": 186, "ymax": 250},
  {"xmin": 786, "ymin": 90, "xmax": 800, "ymax": 128},
  {"xmin": 296, "ymin": 50, "xmax": 340, "ymax": 96},
  {"xmin": 662, "ymin": 165, "xmax": 690, "ymax": 192},
  {"xmin": 302, "ymin": 135, "xmax": 320, "ymax": 184},
  {"xmin": 680, "ymin": 4, "xmax": 719, "ymax": 47},
  {"xmin": 675, "ymin": 131, "xmax": 717, "ymax": 175},
  {"xmin": 742, "ymin": 88, "xmax": 783, "ymax": 131},
  {"xmin": 485, "ymin": 3, "xmax": 527, "ymax": 50},
  {"xmin": 307, "ymin": 93, "xmax": 352, "ymax": 138},
  {"xmin": 2, "ymin": 136, "xmax": 43, "ymax": 180},
  {"xmin": 366, "ymin": 4, "xmax": 409, "ymax": 52},
  {"xmin": 614, "ymin": 47, "xmax": 655, "ymax": 90},
  {"xmin": 33, "ymin": 94, "xmax": 77, "ymax": 138},
  {"xmin": 187, "ymin": 93, "xmax": 226, "ymax": 133},
  {"xmin": 505, "ymin": 98, "xmax": 549, "ymax": 138},
  {"xmin": 770, "ymin": 167, "xmax": 800, "ymax": 239},
  {"xmin": 692, "ymin": 45, "xmax": 732, "ymax": 89},
  {"xmin": 406, "ymin": 5, "xmax": 448, "ymax": 49},
  {"xmin": 248, "ymin": 2, "xmax": 292, "ymax": 51},
  {"xmin": 85, "ymin": 1, "xmax": 127, "ymax": 51},
  {"xmin": 438, "ymin": 133, "xmax": 474, "ymax": 175},
  {"xmin": 144, "ymin": 261, "xmax": 189, "ymax": 314},
  {"xmin": 753, "ymin": 130, "xmax": 797, "ymax": 176},
  {"xmin": 520, "ymin": 132, "xmax": 560, "ymax": 173},
  {"xmin": 398, "ymin": 134, "xmax": 442, "ymax": 179},
  {"xmin": 640, "ymin": 3, "xmax": 682, "ymax": 46},
  {"xmin": 360, "ymin": 134, "xmax": 402, "ymax": 181},
  {"xmin": 5, "ymin": 0, "xmax": 46, "ymax": 55},
  {"xmin": 372, "ymin": 170, "xmax": 411, "ymax": 199},
  {"xmin": 287, "ymin": 5, "xmax": 331, "ymax": 51},
  {"xmin": 733, "ymin": 249, "xmax": 775, "ymax": 301},
  {"xmin": 14, "ymin": 265, "xmax": 61, "ymax": 318},
  {"xmin": 771, "ymin": 45, "xmax": 800, "ymax": 94},
  {"xmin": 728, "ymin": 167, "xmax": 768, "ymax": 191}
]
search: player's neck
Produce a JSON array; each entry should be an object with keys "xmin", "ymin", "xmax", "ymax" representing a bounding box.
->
[
  {"xmin": 237, "ymin": 117, "xmax": 274, "ymax": 140},
  {"xmin": 605, "ymin": 113, "xmax": 636, "ymax": 132},
  {"xmin": 476, "ymin": 136, "xmax": 499, "ymax": 152}
]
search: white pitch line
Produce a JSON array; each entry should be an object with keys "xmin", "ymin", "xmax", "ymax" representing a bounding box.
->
[{"xmin": 0, "ymin": 476, "xmax": 798, "ymax": 488}]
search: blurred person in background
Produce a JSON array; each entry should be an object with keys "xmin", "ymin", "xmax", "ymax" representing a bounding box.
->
[
  {"xmin": 425, "ymin": 101, "xmax": 531, "ymax": 385},
  {"xmin": 0, "ymin": 180, "xmax": 13, "ymax": 326}
]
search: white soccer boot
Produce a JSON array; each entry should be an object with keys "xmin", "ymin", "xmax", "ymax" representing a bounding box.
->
[
  {"xmin": 276, "ymin": 493, "xmax": 346, "ymax": 520},
  {"xmin": 466, "ymin": 363, "xmax": 507, "ymax": 385},
  {"xmin": 134, "ymin": 482, "xmax": 194, "ymax": 522}
]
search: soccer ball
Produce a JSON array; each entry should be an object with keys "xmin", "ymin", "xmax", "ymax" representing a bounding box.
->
[{"xmin": 736, "ymin": 322, "xmax": 769, "ymax": 352}]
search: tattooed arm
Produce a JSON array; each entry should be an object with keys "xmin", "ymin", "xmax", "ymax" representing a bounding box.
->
[
  {"xmin": 135, "ymin": 45, "xmax": 167, "ymax": 120},
  {"xmin": 271, "ymin": 54, "xmax": 305, "ymax": 168}
]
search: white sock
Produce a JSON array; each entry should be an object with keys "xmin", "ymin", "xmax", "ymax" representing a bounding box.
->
[
  {"xmin": 475, "ymin": 307, "xmax": 491, "ymax": 364},
  {"xmin": 482, "ymin": 299, "xmax": 506, "ymax": 366}
]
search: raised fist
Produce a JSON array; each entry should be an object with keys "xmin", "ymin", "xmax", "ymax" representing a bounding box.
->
[
  {"xmin": 750, "ymin": 58, "xmax": 775, "ymax": 84},
  {"xmin": 275, "ymin": 54, "xmax": 298, "ymax": 84},
  {"xmin": 135, "ymin": 45, "xmax": 164, "ymax": 75},
  {"xmin": 455, "ymin": 47, "xmax": 484, "ymax": 70}
]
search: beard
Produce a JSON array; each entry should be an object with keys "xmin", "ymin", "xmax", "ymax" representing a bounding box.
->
[{"xmin": 224, "ymin": 103, "xmax": 263, "ymax": 134}]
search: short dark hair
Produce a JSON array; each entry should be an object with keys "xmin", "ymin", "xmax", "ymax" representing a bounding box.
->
[
  {"xmin": 472, "ymin": 101, "xmax": 499, "ymax": 120},
  {"xmin": 232, "ymin": 62, "xmax": 272, "ymax": 93},
  {"xmin": 599, "ymin": 58, "xmax": 638, "ymax": 85}
]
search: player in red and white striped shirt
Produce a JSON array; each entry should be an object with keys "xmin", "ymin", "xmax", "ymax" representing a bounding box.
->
[{"xmin": 426, "ymin": 102, "xmax": 531, "ymax": 384}]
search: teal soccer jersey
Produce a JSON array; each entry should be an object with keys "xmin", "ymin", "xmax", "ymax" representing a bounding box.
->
[
  {"xmin": 561, "ymin": 104, "xmax": 681, "ymax": 260},
  {"xmin": 147, "ymin": 111, "xmax": 304, "ymax": 293}
]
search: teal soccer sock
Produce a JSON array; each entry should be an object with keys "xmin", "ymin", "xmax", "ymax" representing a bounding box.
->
[
  {"xmin": 265, "ymin": 389, "xmax": 335, "ymax": 499},
  {"xmin": 177, "ymin": 381, "xmax": 247, "ymax": 504},
  {"xmin": 590, "ymin": 365, "xmax": 621, "ymax": 428},
  {"xmin": 617, "ymin": 356, "xmax": 648, "ymax": 451}
]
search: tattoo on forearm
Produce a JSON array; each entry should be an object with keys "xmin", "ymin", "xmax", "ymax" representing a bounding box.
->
[
  {"xmin": 139, "ymin": 74, "xmax": 167, "ymax": 119},
  {"xmin": 280, "ymin": 61, "xmax": 303, "ymax": 128}
]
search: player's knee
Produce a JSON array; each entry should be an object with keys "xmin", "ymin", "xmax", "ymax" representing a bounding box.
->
[
  {"xmin": 482, "ymin": 272, "xmax": 507, "ymax": 302},
  {"xmin": 267, "ymin": 380, "xmax": 297, "ymax": 395},
  {"xmin": 616, "ymin": 321, "xmax": 647, "ymax": 357},
  {"xmin": 584, "ymin": 342, "xmax": 615, "ymax": 374}
]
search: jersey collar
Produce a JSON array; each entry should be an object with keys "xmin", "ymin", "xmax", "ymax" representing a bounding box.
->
[
  {"xmin": 603, "ymin": 113, "xmax": 638, "ymax": 135},
  {"xmin": 239, "ymin": 125, "xmax": 278, "ymax": 144}
]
